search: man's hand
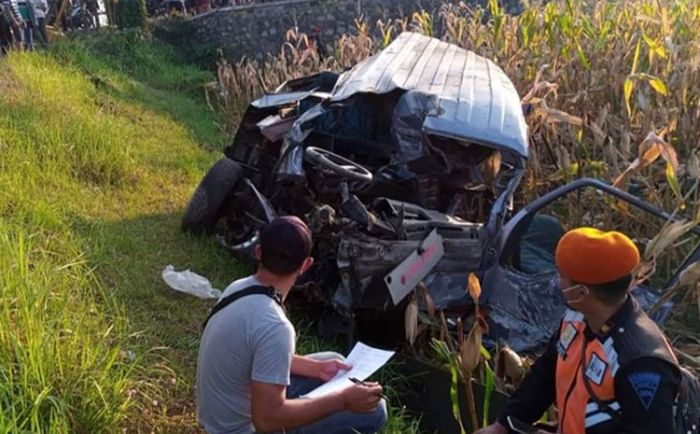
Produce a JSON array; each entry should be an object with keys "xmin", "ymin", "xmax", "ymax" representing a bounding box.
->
[
  {"xmin": 341, "ymin": 382, "xmax": 383, "ymax": 413},
  {"xmin": 317, "ymin": 359, "xmax": 352, "ymax": 382}
]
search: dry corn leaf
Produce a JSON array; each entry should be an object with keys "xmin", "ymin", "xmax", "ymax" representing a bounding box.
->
[
  {"xmin": 460, "ymin": 321, "xmax": 483, "ymax": 374},
  {"xmin": 644, "ymin": 220, "xmax": 695, "ymax": 261},
  {"xmin": 476, "ymin": 310, "xmax": 490, "ymax": 335},
  {"xmin": 298, "ymin": 49, "xmax": 314, "ymax": 66},
  {"xmin": 589, "ymin": 121, "xmax": 607, "ymax": 147},
  {"xmin": 677, "ymin": 261, "xmax": 700, "ymax": 288},
  {"xmin": 497, "ymin": 346, "xmax": 526, "ymax": 386},
  {"xmin": 468, "ymin": 273, "xmax": 482, "ymax": 304},
  {"xmin": 405, "ymin": 295, "xmax": 419, "ymax": 347},
  {"xmin": 521, "ymin": 81, "xmax": 558, "ymax": 104},
  {"xmin": 424, "ymin": 292, "xmax": 436, "ymax": 319},
  {"xmin": 533, "ymin": 106, "xmax": 584, "ymax": 126},
  {"xmin": 639, "ymin": 142, "xmax": 664, "ymax": 167},
  {"xmin": 688, "ymin": 153, "xmax": 700, "ymax": 179},
  {"xmin": 647, "ymin": 133, "xmax": 682, "ymax": 204},
  {"xmin": 594, "ymin": 103, "xmax": 609, "ymax": 129},
  {"xmin": 677, "ymin": 348, "xmax": 700, "ymax": 367},
  {"xmin": 300, "ymin": 34, "xmax": 310, "ymax": 50},
  {"xmin": 677, "ymin": 344, "xmax": 700, "ymax": 358},
  {"xmin": 612, "ymin": 131, "xmax": 680, "ymax": 194},
  {"xmin": 621, "ymin": 129, "xmax": 631, "ymax": 157},
  {"xmin": 520, "ymin": 64, "xmax": 555, "ymax": 103},
  {"xmin": 613, "ymin": 142, "xmax": 660, "ymax": 188},
  {"xmin": 653, "ymin": 139, "xmax": 679, "ymax": 171},
  {"xmin": 646, "ymin": 265, "xmax": 700, "ymax": 315},
  {"xmin": 419, "ymin": 282, "xmax": 436, "ymax": 319},
  {"xmin": 633, "ymin": 259, "xmax": 657, "ymax": 286},
  {"xmin": 439, "ymin": 310, "xmax": 448, "ymax": 342},
  {"xmin": 557, "ymin": 146, "xmax": 572, "ymax": 173},
  {"xmin": 605, "ymin": 141, "xmax": 620, "ymax": 173}
]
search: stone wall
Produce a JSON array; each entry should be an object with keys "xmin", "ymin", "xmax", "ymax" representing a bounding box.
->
[{"xmin": 186, "ymin": 0, "xmax": 520, "ymax": 60}]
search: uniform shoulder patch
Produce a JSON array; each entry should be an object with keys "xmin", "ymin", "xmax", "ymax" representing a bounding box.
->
[{"xmin": 627, "ymin": 371, "xmax": 661, "ymax": 410}]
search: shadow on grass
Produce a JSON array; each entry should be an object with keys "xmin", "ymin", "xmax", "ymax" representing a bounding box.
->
[
  {"xmin": 49, "ymin": 30, "xmax": 229, "ymax": 150},
  {"xmin": 70, "ymin": 211, "xmax": 248, "ymax": 365},
  {"xmin": 111, "ymin": 81, "xmax": 227, "ymax": 150}
]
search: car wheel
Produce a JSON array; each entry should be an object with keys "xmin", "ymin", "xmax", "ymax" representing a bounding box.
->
[{"xmin": 181, "ymin": 158, "xmax": 243, "ymax": 233}]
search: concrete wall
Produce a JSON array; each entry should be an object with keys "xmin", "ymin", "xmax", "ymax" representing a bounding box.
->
[{"xmin": 186, "ymin": 0, "xmax": 521, "ymax": 60}]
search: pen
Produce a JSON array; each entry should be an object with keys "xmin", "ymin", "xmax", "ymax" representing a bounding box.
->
[{"xmin": 348, "ymin": 377, "xmax": 389, "ymax": 401}]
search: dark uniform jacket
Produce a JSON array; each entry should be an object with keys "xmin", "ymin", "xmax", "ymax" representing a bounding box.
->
[{"xmin": 498, "ymin": 296, "xmax": 681, "ymax": 434}]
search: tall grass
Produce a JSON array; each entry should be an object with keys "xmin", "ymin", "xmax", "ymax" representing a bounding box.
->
[
  {"xmin": 0, "ymin": 229, "xmax": 135, "ymax": 432},
  {"xmin": 0, "ymin": 53, "xmax": 140, "ymax": 432},
  {"xmin": 0, "ymin": 33, "xmax": 228, "ymax": 432}
]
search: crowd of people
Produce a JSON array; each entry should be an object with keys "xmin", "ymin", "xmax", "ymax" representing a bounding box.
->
[
  {"xmin": 2, "ymin": 0, "xmax": 272, "ymax": 50},
  {"xmin": 0, "ymin": 0, "xmax": 48, "ymax": 53}
]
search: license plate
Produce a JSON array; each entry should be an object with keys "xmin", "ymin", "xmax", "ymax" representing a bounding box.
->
[{"xmin": 384, "ymin": 229, "xmax": 445, "ymax": 305}]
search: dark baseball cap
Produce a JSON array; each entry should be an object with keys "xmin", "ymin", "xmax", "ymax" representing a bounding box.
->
[{"xmin": 259, "ymin": 216, "xmax": 313, "ymax": 274}]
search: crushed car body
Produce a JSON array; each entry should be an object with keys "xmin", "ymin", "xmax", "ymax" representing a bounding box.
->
[{"xmin": 182, "ymin": 32, "xmax": 700, "ymax": 353}]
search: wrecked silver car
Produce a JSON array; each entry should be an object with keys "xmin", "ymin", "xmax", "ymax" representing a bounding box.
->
[{"xmin": 182, "ymin": 32, "xmax": 700, "ymax": 352}]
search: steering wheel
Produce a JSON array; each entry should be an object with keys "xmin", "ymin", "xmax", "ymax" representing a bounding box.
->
[{"xmin": 305, "ymin": 146, "xmax": 373, "ymax": 184}]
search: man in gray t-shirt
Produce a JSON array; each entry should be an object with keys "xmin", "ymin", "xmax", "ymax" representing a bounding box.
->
[{"xmin": 196, "ymin": 216, "xmax": 387, "ymax": 434}]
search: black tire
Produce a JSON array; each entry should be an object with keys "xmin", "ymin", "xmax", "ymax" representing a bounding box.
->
[{"xmin": 182, "ymin": 158, "xmax": 243, "ymax": 233}]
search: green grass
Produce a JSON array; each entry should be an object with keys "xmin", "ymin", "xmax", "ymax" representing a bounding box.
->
[{"xmin": 0, "ymin": 31, "xmax": 419, "ymax": 433}]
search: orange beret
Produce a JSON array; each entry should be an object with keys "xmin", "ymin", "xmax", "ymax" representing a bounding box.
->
[{"xmin": 555, "ymin": 227, "xmax": 640, "ymax": 285}]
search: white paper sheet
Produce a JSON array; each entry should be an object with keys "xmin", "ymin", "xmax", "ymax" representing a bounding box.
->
[{"xmin": 302, "ymin": 342, "xmax": 395, "ymax": 398}]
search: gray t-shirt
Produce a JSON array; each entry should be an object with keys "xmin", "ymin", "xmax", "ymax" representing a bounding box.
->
[{"xmin": 196, "ymin": 276, "xmax": 296, "ymax": 434}]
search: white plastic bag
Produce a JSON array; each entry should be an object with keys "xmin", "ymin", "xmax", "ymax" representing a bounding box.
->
[{"xmin": 162, "ymin": 265, "xmax": 222, "ymax": 299}]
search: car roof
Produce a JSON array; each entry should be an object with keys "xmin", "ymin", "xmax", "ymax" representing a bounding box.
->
[{"xmin": 330, "ymin": 32, "xmax": 529, "ymax": 158}]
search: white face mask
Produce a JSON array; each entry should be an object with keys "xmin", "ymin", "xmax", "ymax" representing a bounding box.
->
[{"xmin": 561, "ymin": 283, "xmax": 590, "ymax": 305}]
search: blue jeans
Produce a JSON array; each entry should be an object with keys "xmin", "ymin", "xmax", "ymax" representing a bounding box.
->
[{"xmin": 282, "ymin": 352, "xmax": 388, "ymax": 434}]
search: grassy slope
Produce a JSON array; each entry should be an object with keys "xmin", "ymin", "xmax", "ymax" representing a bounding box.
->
[{"xmin": 0, "ymin": 31, "xmax": 417, "ymax": 433}]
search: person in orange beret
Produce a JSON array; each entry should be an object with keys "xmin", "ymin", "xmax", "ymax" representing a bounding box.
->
[{"xmin": 476, "ymin": 227, "xmax": 682, "ymax": 434}]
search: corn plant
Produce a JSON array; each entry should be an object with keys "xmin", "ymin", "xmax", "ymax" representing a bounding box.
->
[{"xmin": 210, "ymin": 0, "xmax": 699, "ymax": 209}]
